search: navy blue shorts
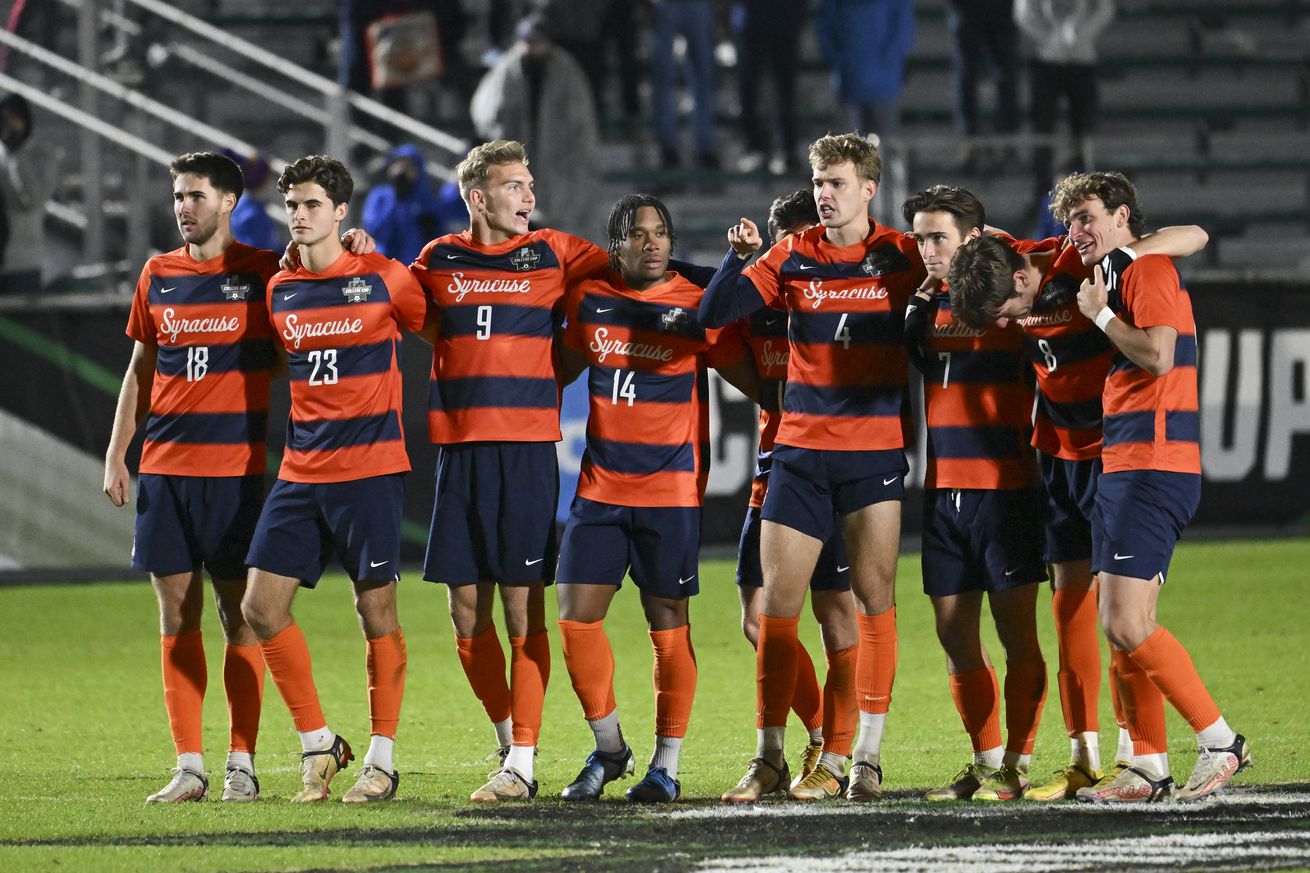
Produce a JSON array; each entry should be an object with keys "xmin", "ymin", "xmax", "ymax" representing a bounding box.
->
[
  {"xmin": 921, "ymin": 487, "xmax": 1047, "ymax": 597},
  {"xmin": 556, "ymin": 497, "xmax": 700, "ymax": 599},
  {"xmin": 132, "ymin": 473, "xmax": 264, "ymax": 580},
  {"xmin": 736, "ymin": 506, "xmax": 851, "ymax": 590},
  {"xmin": 246, "ymin": 474, "xmax": 405, "ymax": 587},
  {"xmin": 1093, "ymin": 470, "xmax": 1200, "ymax": 584},
  {"xmin": 1040, "ymin": 453, "xmax": 1102, "ymax": 565},
  {"xmin": 424, "ymin": 441, "xmax": 559, "ymax": 587},
  {"xmin": 761, "ymin": 445, "xmax": 907, "ymax": 542}
]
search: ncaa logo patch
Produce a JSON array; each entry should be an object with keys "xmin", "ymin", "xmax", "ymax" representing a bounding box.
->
[
  {"xmin": 220, "ymin": 276, "xmax": 251, "ymax": 301},
  {"xmin": 342, "ymin": 276, "xmax": 372, "ymax": 303},
  {"xmin": 510, "ymin": 246, "xmax": 541, "ymax": 272}
]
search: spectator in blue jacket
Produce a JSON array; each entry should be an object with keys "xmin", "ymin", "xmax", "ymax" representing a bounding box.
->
[{"xmin": 361, "ymin": 143, "xmax": 464, "ymax": 265}]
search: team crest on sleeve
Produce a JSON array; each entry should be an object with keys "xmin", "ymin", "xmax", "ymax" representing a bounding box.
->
[
  {"xmin": 342, "ymin": 276, "xmax": 373, "ymax": 303},
  {"xmin": 510, "ymin": 246, "xmax": 541, "ymax": 272},
  {"xmin": 220, "ymin": 276, "xmax": 252, "ymax": 301}
]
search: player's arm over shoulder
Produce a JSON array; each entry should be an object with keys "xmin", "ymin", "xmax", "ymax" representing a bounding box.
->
[{"xmin": 1134, "ymin": 225, "xmax": 1208, "ymax": 259}]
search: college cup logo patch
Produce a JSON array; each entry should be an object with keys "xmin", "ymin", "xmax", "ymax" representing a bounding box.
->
[
  {"xmin": 860, "ymin": 251, "xmax": 884, "ymax": 276},
  {"xmin": 342, "ymin": 276, "xmax": 372, "ymax": 303},
  {"xmin": 510, "ymin": 246, "xmax": 541, "ymax": 272},
  {"xmin": 220, "ymin": 276, "xmax": 251, "ymax": 301}
]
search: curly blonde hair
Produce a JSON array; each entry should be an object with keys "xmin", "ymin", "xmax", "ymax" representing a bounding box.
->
[
  {"xmin": 457, "ymin": 140, "xmax": 530, "ymax": 202},
  {"xmin": 809, "ymin": 133, "xmax": 881, "ymax": 184}
]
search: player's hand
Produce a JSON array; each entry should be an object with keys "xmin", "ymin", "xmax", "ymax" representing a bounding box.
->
[
  {"xmin": 279, "ymin": 241, "xmax": 300, "ymax": 272},
  {"xmin": 341, "ymin": 227, "xmax": 377, "ymax": 254},
  {"xmin": 915, "ymin": 275, "xmax": 941, "ymax": 300},
  {"xmin": 103, "ymin": 461, "xmax": 130, "ymax": 507},
  {"xmin": 1077, "ymin": 264, "xmax": 1108, "ymax": 321},
  {"xmin": 727, "ymin": 217, "xmax": 762, "ymax": 259}
]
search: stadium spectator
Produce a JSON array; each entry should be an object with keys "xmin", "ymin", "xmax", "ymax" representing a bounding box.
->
[
  {"xmin": 947, "ymin": 0, "xmax": 1022, "ymax": 172},
  {"xmin": 361, "ymin": 143, "xmax": 464, "ymax": 264},
  {"xmin": 223, "ymin": 149, "xmax": 283, "ymax": 254},
  {"xmin": 734, "ymin": 0, "xmax": 808, "ymax": 174},
  {"xmin": 649, "ymin": 0, "xmax": 719, "ymax": 170},
  {"xmin": 0, "ymin": 92, "xmax": 50, "ymax": 295},
  {"xmin": 816, "ymin": 0, "xmax": 915, "ymax": 142}
]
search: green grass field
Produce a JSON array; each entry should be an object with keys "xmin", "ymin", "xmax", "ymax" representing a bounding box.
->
[{"xmin": 2, "ymin": 539, "xmax": 1308, "ymax": 872}]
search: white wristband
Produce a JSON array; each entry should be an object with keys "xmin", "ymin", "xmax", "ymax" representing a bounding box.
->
[{"xmin": 1094, "ymin": 307, "xmax": 1117, "ymax": 332}]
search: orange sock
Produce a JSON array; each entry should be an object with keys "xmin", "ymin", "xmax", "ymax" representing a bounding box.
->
[
  {"xmin": 1052, "ymin": 584, "xmax": 1101, "ymax": 735},
  {"xmin": 509, "ymin": 631, "xmax": 551, "ymax": 746},
  {"xmin": 1129, "ymin": 627, "xmax": 1222, "ymax": 732},
  {"xmin": 455, "ymin": 624, "xmax": 511, "ymax": 725},
  {"xmin": 223, "ymin": 643, "xmax": 264, "ymax": 754},
  {"xmin": 259, "ymin": 621, "xmax": 325, "ymax": 733},
  {"xmin": 756, "ymin": 615, "xmax": 800, "ymax": 728},
  {"xmin": 161, "ymin": 630, "xmax": 206, "ymax": 755},
  {"xmin": 855, "ymin": 607, "xmax": 897, "ymax": 714},
  {"xmin": 792, "ymin": 640, "xmax": 823, "ymax": 733},
  {"xmin": 1003, "ymin": 659, "xmax": 1048, "ymax": 756},
  {"xmin": 948, "ymin": 666, "xmax": 1001, "ymax": 752},
  {"xmin": 1109, "ymin": 648, "xmax": 1128, "ymax": 732},
  {"xmin": 1111, "ymin": 647, "xmax": 1168, "ymax": 755},
  {"xmin": 366, "ymin": 628, "xmax": 406, "ymax": 738},
  {"xmin": 822, "ymin": 644, "xmax": 857, "ymax": 756},
  {"xmin": 559, "ymin": 619, "xmax": 617, "ymax": 720},
  {"xmin": 650, "ymin": 625, "xmax": 697, "ymax": 739}
]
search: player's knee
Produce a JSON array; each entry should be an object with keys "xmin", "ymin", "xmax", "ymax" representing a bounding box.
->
[
  {"xmin": 741, "ymin": 614, "xmax": 760, "ymax": 647},
  {"xmin": 1100, "ymin": 612, "xmax": 1153, "ymax": 652}
]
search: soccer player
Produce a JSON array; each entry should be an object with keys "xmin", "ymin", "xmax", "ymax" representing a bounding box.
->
[
  {"xmin": 409, "ymin": 140, "xmax": 608, "ymax": 802},
  {"xmin": 700, "ymin": 133, "xmax": 925, "ymax": 803},
  {"xmin": 240, "ymin": 155, "xmax": 429, "ymax": 804},
  {"xmin": 902, "ymin": 186, "xmax": 1047, "ymax": 802},
  {"xmin": 729, "ymin": 189, "xmax": 859, "ymax": 802},
  {"xmin": 1054, "ymin": 172, "xmax": 1249, "ymax": 803},
  {"xmin": 946, "ymin": 183, "xmax": 1213, "ymax": 802},
  {"xmin": 553, "ymin": 194, "xmax": 756, "ymax": 803},
  {"xmin": 104, "ymin": 151, "xmax": 277, "ymax": 804}
]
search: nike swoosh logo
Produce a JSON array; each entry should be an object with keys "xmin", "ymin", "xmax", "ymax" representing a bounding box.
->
[
  {"xmin": 160, "ymin": 286, "xmax": 176, "ymax": 294},
  {"xmin": 1113, "ymin": 553, "xmax": 1134, "ymax": 560},
  {"xmin": 525, "ymin": 558, "xmax": 544, "ymax": 566},
  {"xmin": 596, "ymin": 307, "xmax": 614, "ymax": 313},
  {"xmin": 799, "ymin": 265, "xmax": 815, "ymax": 271},
  {"xmin": 678, "ymin": 575, "xmax": 696, "ymax": 585},
  {"xmin": 369, "ymin": 560, "xmax": 388, "ymax": 568},
  {"xmin": 446, "ymin": 254, "xmax": 459, "ymax": 259},
  {"xmin": 765, "ymin": 318, "xmax": 779, "ymax": 325},
  {"xmin": 284, "ymin": 292, "xmax": 298, "ymax": 300},
  {"xmin": 883, "ymin": 476, "xmax": 900, "ymax": 485},
  {"xmin": 1004, "ymin": 568, "xmax": 1020, "ymax": 577},
  {"xmin": 836, "ymin": 565, "xmax": 850, "ymax": 573}
]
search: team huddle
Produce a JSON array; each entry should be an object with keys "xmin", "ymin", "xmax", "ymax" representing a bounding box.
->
[{"xmin": 102, "ymin": 132, "xmax": 1250, "ymax": 808}]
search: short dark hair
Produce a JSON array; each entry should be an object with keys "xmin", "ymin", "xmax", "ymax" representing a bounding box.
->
[
  {"xmin": 170, "ymin": 151, "xmax": 244, "ymax": 201},
  {"xmin": 1050, "ymin": 171, "xmax": 1146, "ymax": 237},
  {"xmin": 276, "ymin": 154, "xmax": 354, "ymax": 205},
  {"xmin": 901, "ymin": 185, "xmax": 986, "ymax": 237},
  {"xmin": 946, "ymin": 235, "xmax": 1027, "ymax": 330},
  {"xmin": 767, "ymin": 189, "xmax": 818, "ymax": 240},
  {"xmin": 606, "ymin": 193, "xmax": 675, "ymax": 272}
]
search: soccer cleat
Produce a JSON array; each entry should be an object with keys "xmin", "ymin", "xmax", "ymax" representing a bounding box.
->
[
  {"xmin": 972, "ymin": 764, "xmax": 1029, "ymax": 802},
  {"xmin": 1075, "ymin": 764, "xmax": 1173, "ymax": 804},
  {"xmin": 845, "ymin": 761, "xmax": 884, "ymax": 802},
  {"xmin": 146, "ymin": 767, "xmax": 208, "ymax": 803},
  {"xmin": 721, "ymin": 757, "xmax": 791, "ymax": 804},
  {"xmin": 292, "ymin": 734, "xmax": 353, "ymax": 803},
  {"xmin": 471, "ymin": 767, "xmax": 538, "ymax": 802},
  {"xmin": 1176, "ymin": 733, "xmax": 1252, "ymax": 802},
  {"xmin": 924, "ymin": 763, "xmax": 995, "ymax": 802},
  {"xmin": 221, "ymin": 766, "xmax": 260, "ymax": 802},
  {"xmin": 561, "ymin": 744, "xmax": 635, "ymax": 801},
  {"xmin": 789, "ymin": 761, "xmax": 844, "ymax": 801},
  {"xmin": 793, "ymin": 740, "xmax": 824, "ymax": 787},
  {"xmin": 625, "ymin": 766, "xmax": 681, "ymax": 803},
  {"xmin": 1022, "ymin": 763, "xmax": 1100, "ymax": 801},
  {"xmin": 485, "ymin": 744, "xmax": 511, "ymax": 775},
  {"xmin": 342, "ymin": 764, "xmax": 399, "ymax": 804}
]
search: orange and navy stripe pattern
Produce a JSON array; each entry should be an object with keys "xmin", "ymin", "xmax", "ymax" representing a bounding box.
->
[
  {"xmin": 743, "ymin": 223, "xmax": 924, "ymax": 452},
  {"xmin": 267, "ymin": 251, "xmax": 429, "ymax": 483},
  {"xmin": 413, "ymin": 228, "xmax": 608, "ymax": 444},
  {"xmin": 742, "ymin": 306, "xmax": 789, "ymax": 508},
  {"xmin": 126, "ymin": 242, "xmax": 279, "ymax": 477},
  {"xmin": 565, "ymin": 271, "xmax": 746, "ymax": 508}
]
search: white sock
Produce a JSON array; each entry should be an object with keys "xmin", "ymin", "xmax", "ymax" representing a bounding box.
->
[
  {"xmin": 505, "ymin": 744, "xmax": 535, "ymax": 779},
  {"xmin": 587, "ymin": 710, "xmax": 624, "ymax": 754},
  {"xmin": 493, "ymin": 717, "xmax": 513, "ymax": 749},
  {"xmin": 1116, "ymin": 728, "xmax": 1134, "ymax": 763},
  {"xmin": 649, "ymin": 735, "xmax": 683, "ymax": 779},
  {"xmin": 975, "ymin": 746, "xmax": 1003, "ymax": 770},
  {"xmin": 807, "ymin": 727, "xmax": 824, "ymax": 744},
  {"xmin": 1133, "ymin": 752, "xmax": 1169, "ymax": 780},
  {"xmin": 364, "ymin": 734, "xmax": 394, "ymax": 772},
  {"xmin": 1071, "ymin": 731, "xmax": 1101, "ymax": 771},
  {"xmin": 818, "ymin": 751, "xmax": 848, "ymax": 774},
  {"xmin": 852, "ymin": 712, "xmax": 887, "ymax": 767},
  {"xmin": 755, "ymin": 726, "xmax": 786, "ymax": 768},
  {"xmin": 1196, "ymin": 716, "xmax": 1236, "ymax": 750},
  {"xmin": 226, "ymin": 750, "xmax": 253, "ymax": 774},
  {"xmin": 177, "ymin": 752, "xmax": 204, "ymax": 774},
  {"xmin": 1002, "ymin": 751, "xmax": 1032, "ymax": 773},
  {"xmin": 299, "ymin": 726, "xmax": 334, "ymax": 753}
]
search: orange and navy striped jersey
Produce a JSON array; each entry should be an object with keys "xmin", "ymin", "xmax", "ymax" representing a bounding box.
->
[
  {"xmin": 914, "ymin": 291, "xmax": 1037, "ymax": 490},
  {"xmin": 741, "ymin": 306, "xmax": 789, "ymax": 508},
  {"xmin": 741, "ymin": 223, "xmax": 924, "ymax": 452},
  {"xmin": 1008, "ymin": 235, "xmax": 1112, "ymax": 461},
  {"xmin": 267, "ymin": 251, "xmax": 428, "ymax": 483},
  {"xmin": 1098, "ymin": 252, "xmax": 1200, "ymax": 474},
  {"xmin": 412, "ymin": 228, "xmax": 608, "ymax": 444},
  {"xmin": 564, "ymin": 270, "xmax": 747, "ymax": 508},
  {"xmin": 126, "ymin": 242, "xmax": 280, "ymax": 477}
]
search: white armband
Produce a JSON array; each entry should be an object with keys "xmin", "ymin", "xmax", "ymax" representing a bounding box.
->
[{"xmin": 1094, "ymin": 307, "xmax": 1117, "ymax": 332}]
